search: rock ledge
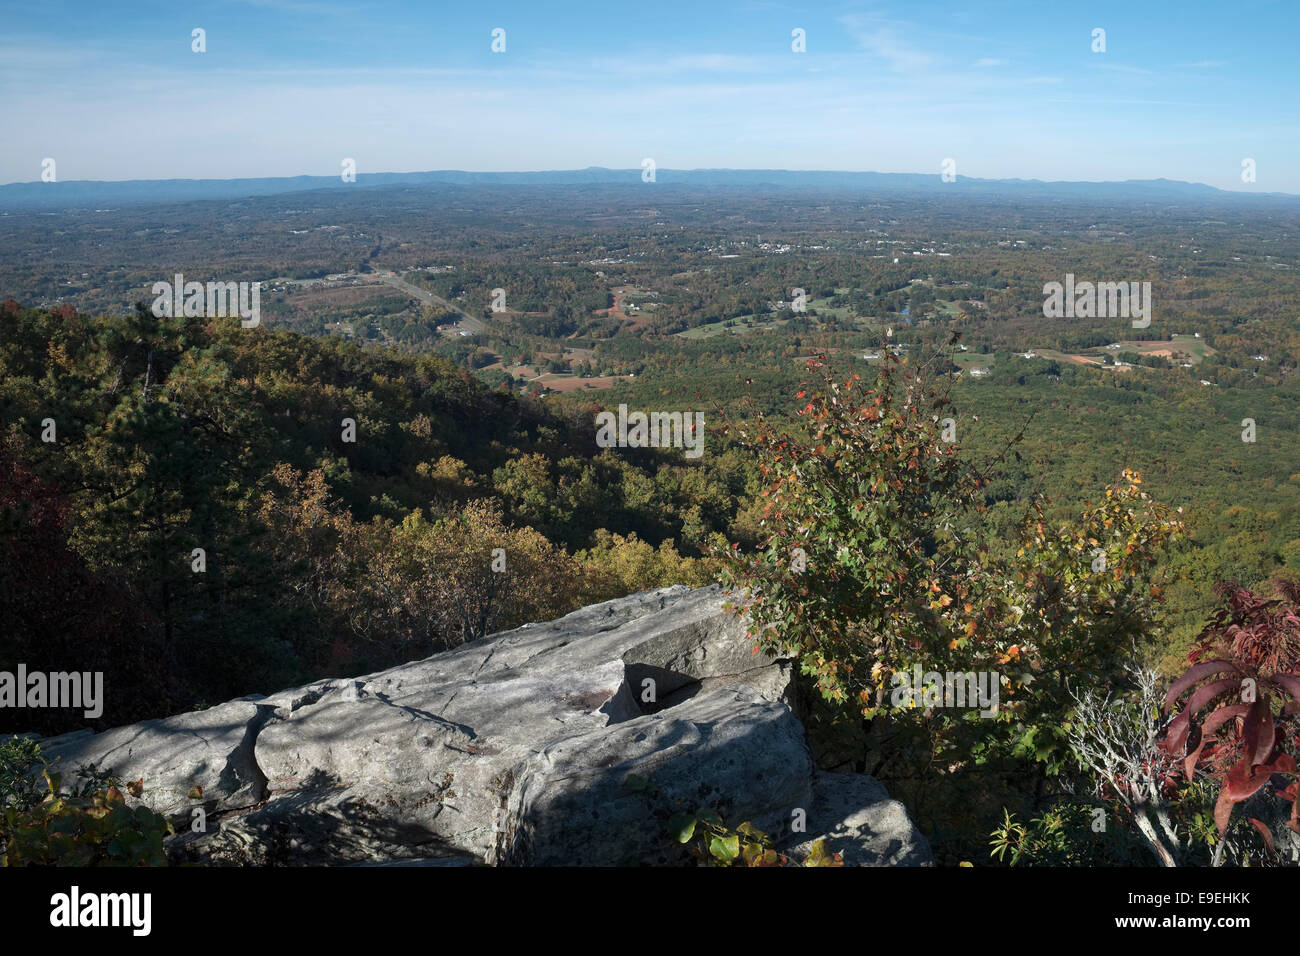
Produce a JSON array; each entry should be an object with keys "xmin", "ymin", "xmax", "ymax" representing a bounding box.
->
[{"xmin": 37, "ymin": 585, "xmax": 932, "ymax": 866}]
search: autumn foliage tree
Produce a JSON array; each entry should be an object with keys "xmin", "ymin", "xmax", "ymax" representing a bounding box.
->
[
  {"xmin": 716, "ymin": 346, "xmax": 993, "ymax": 711},
  {"xmin": 717, "ymin": 346, "xmax": 1179, "ymax": 725},
  {"xmin": 716, "ymin": 343, "xmax": 1184, "ymax": 859},
  {"xmin": 371, "ymin": 497, "xmax": 582, "ymax": 654}
]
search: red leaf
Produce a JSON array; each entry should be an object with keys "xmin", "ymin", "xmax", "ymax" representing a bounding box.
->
[
  {"xmin": 1164, "ymin": 659, "xmax": 1238, "ymax": 715},
  {"xmin": 1214, "ymin": 787, "xmax": 1237, "ymax": 835},
  {"xmin": 1181, "ymin": 702, "xmax": 1249, "ymax": 780},
  {"xmin": 1224, "ymin": 756, "xmax": 1273, "ymax": 802},
  {"xmin": 1249, "ymin": 818, "xmax": 1276, "ymax": 855},
  {"xmin": 1185, "ymin": 677, "xmax": 1245, "ymax": 721},
  {"xmin": 1166, "ymin": 680, "xmax": 1244, "ymax": 759},
  {"xmin": 1242, "ymin": 699, "xmax": 1276, "ymax": 766},
  {"xmin": 1269, "ymin": 752, "xmax": 1297, "ymax": 775},
  {"xmin": 1165, "ymin": 708, "xmax": 1194, "ymax": 757}
]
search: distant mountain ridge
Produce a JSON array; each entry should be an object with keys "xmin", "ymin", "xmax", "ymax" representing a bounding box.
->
[{"xmin": 2, "ymin": 167, "xmax": 1294, "ymax": 210}]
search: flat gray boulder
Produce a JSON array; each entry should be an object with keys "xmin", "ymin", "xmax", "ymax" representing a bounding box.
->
[{"xmin": 30, "ymin": 585, "xmax": 932, "ymax": 867}]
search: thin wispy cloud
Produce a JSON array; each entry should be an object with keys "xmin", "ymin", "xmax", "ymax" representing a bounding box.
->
[{"xmin": 838, "ymin": 13, "xmax": 934, "ymax": 72}]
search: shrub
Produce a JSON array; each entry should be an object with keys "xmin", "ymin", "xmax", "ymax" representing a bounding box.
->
[
  {"xmin": 716, "ymin": 348, "xmax": 1181, "ymax": 766},
  {"xmin": 1161, "ymin": 575, "xmax": 1300, "ymax": 861},
  {"xmin": 0, "ymin": 737, "xmax": 44, "ymax": 814},
  {"xmin": 716, "ymin": 347, "xmax": 990, "ymax": 711},
  {"xmin": 667, "ymin": 808, "xmax": 842, "ymax": 867},
  {"xmin": 716, "ymin": 346, "xmax": 1183, "ymax": 862},
  {"xmin": 0, "ymin": 738, "xmax": 172, "ymax": 866},
  {"xmin": 989, "ymin": 802, "xmax": 1151, "ymax": 866}
]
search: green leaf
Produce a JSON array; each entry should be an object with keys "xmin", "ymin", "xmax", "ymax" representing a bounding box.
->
[
  {"xmin": 709, "ymin": 834, "xmax": 740, "ymax": 862},
  {"xmin": 735, "ymin": 821, "xmax": 764, "ymax": 840},
  {"xmin": 697, "ymin": 807, "xmax": 724, "ymax": 829},
  {"xmin": 667, "ymin": 813, "xmax": 697, "ymax": 844}
]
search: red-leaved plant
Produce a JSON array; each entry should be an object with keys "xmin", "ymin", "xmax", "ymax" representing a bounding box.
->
[{"xmin": 1162, "ymin": 576, "xmax": 1300, "ymax": 853}]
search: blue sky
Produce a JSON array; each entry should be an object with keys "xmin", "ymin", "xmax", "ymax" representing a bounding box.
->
[{"xmin": 2, "ymin": 0, "xmax": 1297, "ymax": 190}]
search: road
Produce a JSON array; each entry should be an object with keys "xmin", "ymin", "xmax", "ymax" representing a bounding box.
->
[{"xmin": 372, "ymin": 272, "xmax": 485, "ymax": 334}]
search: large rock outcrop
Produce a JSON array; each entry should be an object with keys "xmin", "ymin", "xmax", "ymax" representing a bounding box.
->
[{"xmin": 33, "ymin": 585, "xmax": 932, "ymax": 866}]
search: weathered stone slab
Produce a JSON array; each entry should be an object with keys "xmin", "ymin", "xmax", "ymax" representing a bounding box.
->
[{"xmin": 32, "ymin": 585, "xmax": 933, "ymax": 867}]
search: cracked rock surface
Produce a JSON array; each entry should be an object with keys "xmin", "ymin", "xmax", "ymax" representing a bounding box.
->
[{"xmin": 36, "ymin": 585, "xmax": 932, "ymax": 866}]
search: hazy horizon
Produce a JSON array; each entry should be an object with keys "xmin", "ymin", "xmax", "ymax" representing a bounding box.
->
[
  {"xmin": 4, "ymin": 0, "xmax": 1298, "ymax": 191},
  {"xmin": 3, "ymin": 164, "xmax": 1293, "ymax": 194}
]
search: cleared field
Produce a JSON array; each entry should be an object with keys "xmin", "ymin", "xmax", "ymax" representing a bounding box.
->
[
  {"xmin": 998, "ymin": 335, "xmax": 1219, "ymax": 371},
  {"xmin": 1118, "ymin": 334, "xmax": 1216, "ymax": 364},
  {"xmin": 677, "ymin": 308, "xmax": 839, "ymax": 339},
  {"xmin": 677, "ymin": 314, "xmax": 769, "ymax": 338},
  {"xmin": 806, "ymin": 297, "xmax": 856, "ymax": 320},
  {"xmin": 1031, "ymin": 348, "xmax": 1103, "ymax": 366},
  {"xmin": 533, "ymin": 373, "xmax": 631, "ymax": 392}
]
